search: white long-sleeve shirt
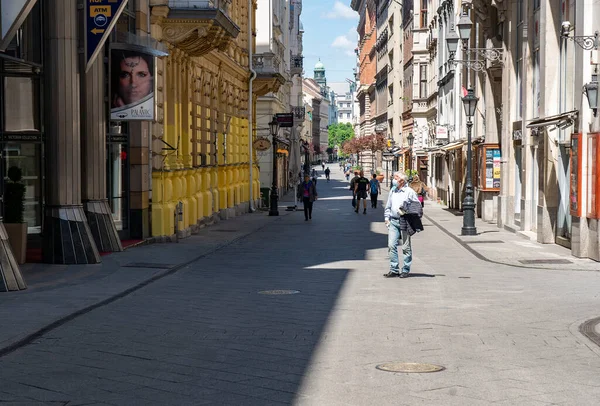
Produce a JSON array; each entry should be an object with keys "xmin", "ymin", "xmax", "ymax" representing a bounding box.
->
[{"xmin": 384, "ymin": 186, "xmax": 422, "ymax": 221}]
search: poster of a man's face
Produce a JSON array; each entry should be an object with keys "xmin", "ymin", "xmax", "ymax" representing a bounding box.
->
[{"xmin": 110, "ymin": 48, "xmax": 155, "ymax": 121}]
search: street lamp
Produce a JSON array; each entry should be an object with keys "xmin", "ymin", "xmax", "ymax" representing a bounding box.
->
[
  {"xmin": 407, "ymin": 132, "xmax": 414, "ymax": 174},
  {"xmin": 269, "ymin": 117, "xmax": 280, "ymax": 216},
  {"xmin": 446, "ymin": 29, "xmax": 460, "ymax": 59},
  {"xmin": 584, "ymin": 75, "xmax": 599, "ymax": 117},
  {"xmin": 456, "ymin": 11, "xmax": 472, "ymax": 42},
  {"xmin": 461, "ymin": 87, "xmax": 479, "ymax": 236}
]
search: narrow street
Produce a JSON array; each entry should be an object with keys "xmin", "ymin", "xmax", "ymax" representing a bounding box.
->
[{"xmin": 1, "ymin": 167, "xmax": 600, "ymax": 405}]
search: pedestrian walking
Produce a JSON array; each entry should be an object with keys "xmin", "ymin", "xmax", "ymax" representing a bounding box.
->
[
  {"xmin": 410, "ymin": 174, "xmax": 428, "ymax": 208},
  {"xmin": 297, "ymin": 174, "xmax": 317, "ymax": 221},
  {"xmin": 325, "ymin": 167, "xmax": 331, "ymax": 182},
  {"xmin": 321, "ymin": 162, "xmax": 325, "ymax": 171},
  {"xmin": 384, "ymin": 172, "xmax": 424, "ymax": 278},
  {"xmin": 354, "ymin": 170, "xmax": 370, "ymax": 214},
  {"xmin": 349, "ymin": 171, "xmax": 360, "ymax": 209},
  {"xmin": 369, "ymin": 173, "xmax": 381, "ymax": 208}
]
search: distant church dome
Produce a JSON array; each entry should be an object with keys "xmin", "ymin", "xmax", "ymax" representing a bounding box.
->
[{"xmin": 314, "ymin": 60, "xmax": 325, "ymax": 70}]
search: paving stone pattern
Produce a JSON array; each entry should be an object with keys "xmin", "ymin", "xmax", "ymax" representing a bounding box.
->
[{"xmin": 0, "ymin": 167, "xmax": 599, "ymax": 405}]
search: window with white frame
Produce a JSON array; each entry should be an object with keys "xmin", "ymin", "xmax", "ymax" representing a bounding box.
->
[
  {"xmin": 419, "ymin": 63, "xmax": 427, "ymax": 98},
  {"xmin": 515, "ymin": 0, "xmax": 524, "ymax": 119}
]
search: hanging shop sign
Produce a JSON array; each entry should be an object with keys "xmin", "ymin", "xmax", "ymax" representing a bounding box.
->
[
  {"xmin": 85, "ymin": 0, "xmax": 128, "ymax": 72},
  {"xmin": 110, "ymin": 44, "xmax": 165, "ymax": 121},
  {"xmin": 276, "ymin": 113, "xmax": 294, "ymax": 128},
  {"xmin": 253, "ymin": 137, "xmax": 271, "ymax": 151}
]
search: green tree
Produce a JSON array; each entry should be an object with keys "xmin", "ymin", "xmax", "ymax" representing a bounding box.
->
[{"xmin": 328, "ymin": 123, "xmax": 354, "ymax": 149}]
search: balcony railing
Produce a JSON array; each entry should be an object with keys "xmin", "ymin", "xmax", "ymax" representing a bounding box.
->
[
  {"xmin": 291, "ymin": 54, "xmax": 303, "ymax": 76},
  {"xmin": 292, "ymin": 106, "xmax": 306, "ymax": 119},
  {"xmin": 169, "ymin": 0, "xmax": 227, "ymax": 10},
  {"xmin": 253, "ymin": 53, "xmax": 281, "ymax": 74}
]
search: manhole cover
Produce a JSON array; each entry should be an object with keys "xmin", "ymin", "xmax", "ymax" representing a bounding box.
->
[
  {"xmin": 258, "ymin": 290, "xmax": 300, "ymax": 295},
  {"xmin": 376, "ymin": 362, "xmax": 445, "ymax": 373}
]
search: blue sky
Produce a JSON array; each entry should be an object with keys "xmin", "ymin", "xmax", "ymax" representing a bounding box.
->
[{"xmin": 301, "ymin": 0, "xmax": 358, "ymax": 84}]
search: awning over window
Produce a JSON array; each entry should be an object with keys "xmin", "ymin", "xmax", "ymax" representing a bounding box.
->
[
  {"xmin": 526, "ymin": 110, "xmax": 578, "ymax": 129},
  {"xmin": 392, "ymin": 147, "xmax": 410, "ymax": 157},
  {"xmin": 441, "ymin": 141, "xmax": 465, "ymax": 151}
]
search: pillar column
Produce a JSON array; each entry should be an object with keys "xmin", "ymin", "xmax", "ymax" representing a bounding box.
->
[
  {"xmin": 82, "ymin": 55, "xmax": 123, "ymax": 252},
  {"xmin": 43, "ymin": 0, "xmax": 100, "ymax": 264}
]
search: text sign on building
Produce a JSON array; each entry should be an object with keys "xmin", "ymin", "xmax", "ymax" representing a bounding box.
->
[
  {"xmin": 436, "ymin": 126, "xmax": 448, "ymax": 140},
  {"xmin": 276, "ymin": 113, "xmax": 294, "ymax": 128},
  {"xmin": 85, "ymin": 0, "xmax": 128, "ymax": 72}
]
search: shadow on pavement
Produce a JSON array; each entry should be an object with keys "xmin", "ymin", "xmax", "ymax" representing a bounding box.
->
[{"xmin": 0, "ymin": 167, "xmax": 402, "ymax": 405}]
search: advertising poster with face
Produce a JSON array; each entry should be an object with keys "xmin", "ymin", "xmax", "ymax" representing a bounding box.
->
[{"xmin": 110, "ymin": 47, "xmax": 155, "ymax": 121}]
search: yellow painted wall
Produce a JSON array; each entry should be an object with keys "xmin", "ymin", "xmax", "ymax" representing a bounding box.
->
[{"xmin": 151, "ymin": 51, "xmax": 254, "ymax": 238}]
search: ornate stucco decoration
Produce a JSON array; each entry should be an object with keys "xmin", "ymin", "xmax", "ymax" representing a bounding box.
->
[{"xmin": 152, "ymin": 5, "xmax": 241, "ymax": 57}]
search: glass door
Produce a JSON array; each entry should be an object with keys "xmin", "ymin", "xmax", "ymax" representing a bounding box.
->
[{"xmin": 106, "ymin": 141, "xmax": 129, "ymax": 236}]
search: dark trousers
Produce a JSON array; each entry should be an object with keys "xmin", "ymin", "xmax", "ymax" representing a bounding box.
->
[
  {"xmin": 303, "ymin": 197, "xmax": 313, "ymax": 220},
  {"xmin": 370, "ymin": 193, "xmax": 378, "ymax": 208}
]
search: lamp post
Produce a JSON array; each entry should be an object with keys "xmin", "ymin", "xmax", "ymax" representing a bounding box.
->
[
  {"xmin": 407, "ymin": 132, "xmax": 414, "ymax": 175},
  {"xmin": 269, "ymin": 117, "xmax": 280, "ymax": 216},
  {"xmin": 461, "ymin": 88, "xmax": 479, "ymax": 236}
]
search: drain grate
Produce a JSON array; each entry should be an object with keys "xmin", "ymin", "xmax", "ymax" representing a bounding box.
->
[
  {"xmin": 518, "ymin": 259, "xmax": 572, "ymax": 265},
  {"xmin": 376, "ymin": 362, "xmax": 445, "ymax": 373},
  {"xmin": 258, "ymin": 290, "xmax": 300, "ymax": 295},
  {"xmin": 122, "ymin": 263, "xmax": 176, "ymax": 269},
  {"xmin": 458, "ymin": 276, "xmax": 471, "ymax": 279},
  {"xmin": 465, "ymin": 240, "xmax": 505, "ymax": 244},
  {"xmin": 213, "ymin": 229, "xmax": 238, "ymax": 232},
  {"xmin": 580, "ymin": 317, "xmax": 600, "ymax": 348}
]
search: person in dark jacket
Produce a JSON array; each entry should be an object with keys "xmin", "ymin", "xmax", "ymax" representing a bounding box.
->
[{"xmin": 297, "ymin": 174, "xmax": 318, "ymax": 221}]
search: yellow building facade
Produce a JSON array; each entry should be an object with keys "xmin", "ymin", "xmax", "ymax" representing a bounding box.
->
[{"xmin": 149, "ymin": 2, "xmax": 260, "ymax": 238}]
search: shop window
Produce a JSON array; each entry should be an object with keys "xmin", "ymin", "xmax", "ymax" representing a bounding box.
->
[
  {"xmin": 477, "ymin": 144, "xmax": 501, "ymax": 191},
  {"xmin": 570, "ymin": 133, "xmax": 581, "ymax": 217},
  {"xmin": 2, "ymin": 143, "xmax": 42, "ymax": 233},
  {"xmin": 3, "ymin": 77, "xmax": 40, "ymax": 132},
  {"xmin": 587, "ymin": 133, "xmax": 600, "ymax": 218}
]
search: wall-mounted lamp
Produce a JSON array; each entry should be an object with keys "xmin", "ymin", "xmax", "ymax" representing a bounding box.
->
[
  {"xmin": 584, "ymin": 75, "xmax": 599, "ymax": 117},
  {"xmin": 561, "ymin": 21, "xmax": 599, "ymax": 50}
]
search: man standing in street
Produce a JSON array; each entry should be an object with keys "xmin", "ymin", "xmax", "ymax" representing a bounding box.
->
[
  {"xmin": 354, "ymin": 170, "xmax": 370, "ymax": 214},
  {"xmin": 384, "ymin": 172, "xmax": 423, "ymax": 278},
  {"xmin": 325, "ymin": 167, "xmax": 331, "ymax": 182}
]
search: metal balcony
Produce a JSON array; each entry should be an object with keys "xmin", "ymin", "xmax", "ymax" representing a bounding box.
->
[
  {"xmin": 252, "ymin": 53, "xmax": 286, "ymax": 96},
  {"xmin": 292, "ymin": 106, "xmax": 305, "ymax": 119},
  {"xmin": 291, "ymin": 55, "xmax": 303, "ymax": 76}
]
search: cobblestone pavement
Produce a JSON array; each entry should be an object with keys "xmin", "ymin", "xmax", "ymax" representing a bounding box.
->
[{"xmin": 1, "ymin": 167, "xmax": 600, "ymax": 405}]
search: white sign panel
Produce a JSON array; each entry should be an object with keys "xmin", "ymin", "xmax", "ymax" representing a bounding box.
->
[{"xmin": 436, "ymin": 126, "xmax": 448, "ymax": 140}]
